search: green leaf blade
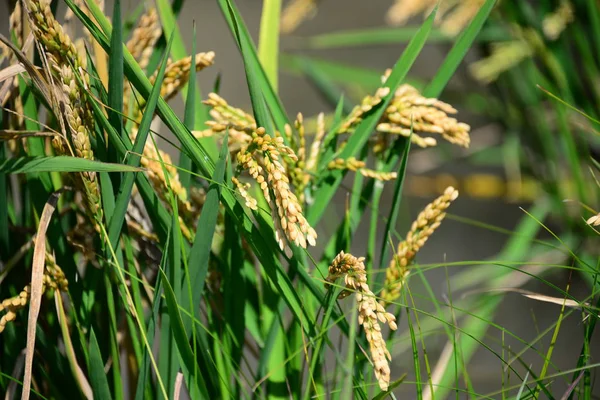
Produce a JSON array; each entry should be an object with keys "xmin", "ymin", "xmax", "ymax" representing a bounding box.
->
[{"xmin": 0, "ymin": 157, "xmax": 142, "ymax": 174}]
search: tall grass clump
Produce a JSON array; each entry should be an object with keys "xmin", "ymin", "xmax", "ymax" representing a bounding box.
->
[{"xmin": 0, "ymin": 0, "xmax": 598, "ymax": 399}]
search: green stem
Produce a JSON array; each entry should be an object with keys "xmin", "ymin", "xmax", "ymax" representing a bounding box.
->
[{"xmin": 258, "ymin": 0, "xmax": 281, "ymax": 92}]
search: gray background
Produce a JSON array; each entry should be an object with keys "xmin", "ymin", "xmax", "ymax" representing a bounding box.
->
[{"xmin": 1, "ymin": 0, "xmax": 595, "ymax": 397}]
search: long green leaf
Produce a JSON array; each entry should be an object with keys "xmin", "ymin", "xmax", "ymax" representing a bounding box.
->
[
  {"xmin": 377, "ymin": 137, "xmax": 411, "ymax": 273},
  {"xmin": 88, "ymin": 329, "xmax": 113, "ymax": 400},
  {"xmin": 107, "ymin": 33, "xmax": 173, "ymax": 252},
  {"xmin": 179, "ymin": 23, "xmax": 197, "ymax": 189},
  {"xmin": 297, "ymin": 26, "xmax": 506, "ymax": 49},
  {"xmin": 258, "ymin": 0, "xmax": 281, "ymax": 92},
  {"xmin": 221, "ymin": 0, "xmax": 275, "ymax": 135},
  {"xmin": 182, "ymin": 134, "xmax": 228, "ymax": 332},
  {"xmin": 155, "ymin": 0, "xmax": 212, "ymax": 153},
  {"xmin": 107, "ymin": 0, "xmax": 124, "ymax": 142},
  {"xmin": 159, "ymin": 267, "xmax": 209, "ymax": 399},
  {"xmin": 222, "ymin": 211, "xmax": 246, "ymax": 368},
  {"xmin": 281, "ymin": 54, "xmax": 384, "ymax": 93},
  {"xmin": 155, "ymin": 0, "xmax": 186, "ymax": 60},
  {"xmin": 85, "ymin": 61, "xmax": 172, "ymax": 244},
  {"xmin": 159, "ymin": 166, "xmax": 184, "ymax": 399},
  {"xmin": 217, "ymin": 0, "xmax": 290, "ymax": 134},
  {"xmin": 0, "ymin": 157, "xmax": 141, "ymax": 174},
  {"xmin": 134, "ymin": 272, "xmax": 164, "ymax": 399}
]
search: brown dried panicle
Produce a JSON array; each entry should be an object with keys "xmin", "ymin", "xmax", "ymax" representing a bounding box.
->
[
  {"xmin": 380, "ymin": 187, "xmax": 459, "ymax": 306},
  {"xmin": 0, "ymin": 252, "xmax": 68, "ymax": 333},
  {"xmin": 0, "ymin": 2, "xmax": 23, "ymax": 64},
  {"xmin": 10, "ymin": 2, "xmax": 24, "ymax": 48},
  {"xmin": 325, "ymin": 251, "xmax": 398, "ymax": 391},
  {"xmin": 24, "ymin": 0, "xmax": 103, "ymax": 228},
  {"xmin": 236, "ymin": 127, "xmax": 317, "ymax": 253}
]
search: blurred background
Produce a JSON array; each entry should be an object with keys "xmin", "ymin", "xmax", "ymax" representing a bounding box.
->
[{"xmin": 2, "ymin": 0, "xmax": 596, "ymax": 397}]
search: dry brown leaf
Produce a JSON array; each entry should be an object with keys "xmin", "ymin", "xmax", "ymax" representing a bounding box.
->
[
  {"xmin": 0, "ymin": 129, "xmax": 55, "ymax": 140},
  {"xmin": 0, "ymin": 34, "xmax": 51, "ymax": 106},
  {"xmin": 0, "ymin": 33, "xmax": 33, "ymax": 106},
  {"xmin": 0, "ymin": 64, "xmax": 26, "ymax": 84},
  {"xmin": 462, "ymin": 287, "xmax": 592, "ymax": 309},
  {"xmin": 22, "ymin": 188, "xmax": 65, "ymax": 400},
  {"xmin": 174, "ymin": 372, "xmax": 184, "ymax": 399}
]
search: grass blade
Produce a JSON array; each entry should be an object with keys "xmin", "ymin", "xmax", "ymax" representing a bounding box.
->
[
  {"xmin": 155, "ymin": 0, "xmax": 187, "ymax": 60},
  {"xmin": 220, "ymin": 0, "xmax": 275, "ymax": 134},
  {"xmin": 182, "ymin": 134, "xmax": 228, "ymax": 331},
  {"xmin": 107, "ymin": 33, "xmax": 174, "ymax": 252},
  {"xmin": 179, "ymin": 23, "xmax": 197, "ymax": 189},
  {"xmin": 295, "ymin": 26, "xmax": 506, "ymax": 49},
  {"xmin": 159, "ymin": 265, "xmax": 210, "ymax": 399},
  {"xmin": 22, "ymin": 189, "xmax": 64, "ymax": 400},
  {"xmin": 155, "ymin": 0, "xmax": 211, "ymax": 152},
  {"xmin": 88, "ymin": 329, "xmax": 113, "ymax": 400},
  {"xmin": 377, "ymin": 137, "xmax": 411, "ymax": 272},
  {"xmin": 159, "ymin": 170, "xmax": 184, "ymax": 398},
  {"xmin": 0, "ymin": 157, "xmax": 142, "ymax": 174},
  {"xmin": 107, "ymin": 0, "xmax": 124, "ymax": 142},
  {"xmin": 217, "ymin": 0, "xmax": 290, "ymax": 133},
  {"xmin": 258, "ymin": 0, "xmax": 281, "ymax": 92}
]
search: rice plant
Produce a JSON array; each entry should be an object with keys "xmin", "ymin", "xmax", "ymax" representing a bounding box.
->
[{"xmin": 0, "ymin": 0, "xmax": 597, "ymax": 399}]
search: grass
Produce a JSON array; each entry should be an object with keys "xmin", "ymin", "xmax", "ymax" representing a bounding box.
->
[{"xmin": 0, "ymin": 0, "xmax": 599, "ymax": 398}]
